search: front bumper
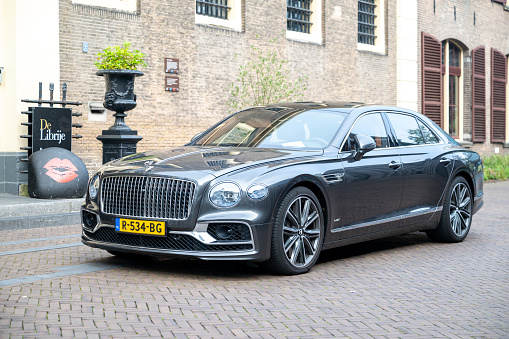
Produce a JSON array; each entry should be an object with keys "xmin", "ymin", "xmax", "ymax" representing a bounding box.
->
[{"xmin": 81, "ymin": 208, "xmax": 271, "ymax": 261}]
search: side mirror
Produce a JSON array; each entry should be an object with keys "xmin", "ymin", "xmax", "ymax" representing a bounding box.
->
[
  {"xmin": 353, "ymin": 134, "xmax": 376, "ymax": 161},
  {"xmin": 189, "ymin": 131, "xmax": 205, "ymax": 144}
]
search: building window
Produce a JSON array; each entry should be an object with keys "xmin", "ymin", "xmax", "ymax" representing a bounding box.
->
[
  {"xmin": 441, "ymin": 40, "xmax": 464, "ymax": 140},
  {"xmin": 195, "ymin": 0, "xmax": 242, "ymax": 31},
  {"xmin": 196, "ymin": 0, "xmax": 229, "ymax": 20},
  {"xmin": 357, "ymin": 0, "xmax": 385, "ymax": 54},
  {"xmin": 286, "ymin": 0, "xmax": 323, "ymax": 44},
  {"xmin": 287, "ymin": 0, "xmax": 312, "ymax": 34},
  {"xmin": 358, "ymin": 0, "xmax": 376, "ymax": 45}
]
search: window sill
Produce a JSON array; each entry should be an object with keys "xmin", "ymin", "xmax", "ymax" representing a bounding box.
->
[
  {"xmin": 357, "ymin": 43, "xmax": 386, "ymax": 56},
  {"xmin": 286, "ymin": 30, "xmax": 323, "ymax": 46},
  {"xmin": 195, "ymin": 15, "xmax": 242, "ymax": 32},
  {"xmin": 195, "ymin": 22, "xmax": 243, "ymax": 33}
]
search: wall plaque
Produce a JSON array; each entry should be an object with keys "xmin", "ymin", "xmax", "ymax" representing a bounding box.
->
[
  {"xmin": 32, "ymin": 107, "xmax": 72, "ymax": 152},
  {"xmin": 165, "ymin": 58, "xmax": 179, "ymax": 74},
  {"xmin": 165, "ymin": 76, "xmax": 179, "ymax": 92}
]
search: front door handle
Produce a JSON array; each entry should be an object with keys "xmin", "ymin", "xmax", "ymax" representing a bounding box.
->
[
  {"xmin": 440, "ymin": 157, "xmax": 452, "ymax": 166},
  {"xmin": 388, "ymin": 161, "xmax": 402, "ymax": 170}
]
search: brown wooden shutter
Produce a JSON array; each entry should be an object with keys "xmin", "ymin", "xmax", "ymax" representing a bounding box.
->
[
  {"xmin": 491, "ymin": 48, "xmax": 508, "ymax": 143},
  {"xmin": 472, "ymin": 46, "xmax": 486, "ymax": 142},
  {"xmin": 421, "ymin": 32, "xmax": 443, "ymax": 127}
]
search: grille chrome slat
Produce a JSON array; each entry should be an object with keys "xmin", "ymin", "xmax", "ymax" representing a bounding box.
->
[{"xmin": 101, "ymin": 176, "xmax": 196, "ymax": 220}]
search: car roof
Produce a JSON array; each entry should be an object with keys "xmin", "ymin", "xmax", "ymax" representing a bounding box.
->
[{"xmin": 260, "ymin": 101, "xmax": 367, "ymax": 111}]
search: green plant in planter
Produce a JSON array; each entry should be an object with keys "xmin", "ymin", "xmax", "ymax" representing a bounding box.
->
[{"xmin": 95, "ymin": 42, "xmax": 147, "ymax": 70}]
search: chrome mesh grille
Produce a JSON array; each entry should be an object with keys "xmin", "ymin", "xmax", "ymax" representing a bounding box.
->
[{"xmin": 101, "ymin": 176, "xmax": 196, "ymax": 220}]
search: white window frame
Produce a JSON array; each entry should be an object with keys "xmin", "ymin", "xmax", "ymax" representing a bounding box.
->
[
  {"xmin": 357, "ymin": 0, "xmax": 386, "ymax": 54},
  {"xmin": 195, "ymin": 0, "xmax": 242, "ymax": 32},
  {"xmin": 286, "ymin": 0, "xmax": 323, "ymax": 45},
  {"xmin": 442, "ymin": 40, "xmax": 464, "ymax": 141}
]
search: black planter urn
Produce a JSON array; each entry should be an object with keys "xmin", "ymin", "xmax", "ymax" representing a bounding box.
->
[
  {"xmin": 96, "ymin": 69, "xmax": 143, "ymax": 131},
  {"xmin": 96, "ymin": 69, "xmax": 144, "ymax": 164}
]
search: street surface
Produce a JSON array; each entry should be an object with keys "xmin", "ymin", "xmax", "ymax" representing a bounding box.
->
[{"xmin": 0, "ymin": 181, "xmax": 508, "ymax": 338}]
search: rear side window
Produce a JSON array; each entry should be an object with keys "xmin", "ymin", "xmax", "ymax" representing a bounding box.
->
[
  {"xmin": 343, "ymin": 113, "xmax": 389, "ymax": 151},
  {"xmin": 386, "ymin": 113, "xmax": 425, "ymax": 146},
  {"xmin": 417, "ymin": 120, "xmax": 440, "ymax": 144}
]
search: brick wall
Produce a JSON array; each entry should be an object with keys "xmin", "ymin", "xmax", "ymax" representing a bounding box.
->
[{"xmin": 59, "ymin": 0, "xmax": 396, "ymax": 171}]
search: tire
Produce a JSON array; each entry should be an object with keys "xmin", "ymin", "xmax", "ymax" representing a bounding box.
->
[
  {"xmin": 263, "ymin": 187, "xmax": 324, "ymax": 275},
  {"xmin": 427, "ymin": 176, "xmax": 473, "ymax": 243}
]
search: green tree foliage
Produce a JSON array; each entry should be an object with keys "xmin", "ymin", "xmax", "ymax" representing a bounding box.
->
[
  {"xmin": 95, "ymin": 42, "xmax": 147, "ymax": 70},
  {"xmin": 229, "ymin": 44, "xmax": 307, "ymax": 112}
]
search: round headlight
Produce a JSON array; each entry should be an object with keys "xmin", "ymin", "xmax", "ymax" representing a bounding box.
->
[
  {"xmin": 209, "ymin": 182, "xmax": 241, "ymax": 208},
  {"xmin": 89, "ymin": 174, "xmax": 100, "ymax": 199},
  {"xmin": 247, "ymin": 184, "xmax": 268, "ymax": 200}
]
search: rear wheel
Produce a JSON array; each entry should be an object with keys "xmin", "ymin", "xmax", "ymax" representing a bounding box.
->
[
  {"xmin": 263, "ymin": 187, "xmax": 324, "ymax": 275},
  {"xmin": 427, "ymin": 176, "xmax": 472, "ymax": 242}
]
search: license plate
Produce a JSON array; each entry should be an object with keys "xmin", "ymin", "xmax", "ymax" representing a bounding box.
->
[{"xmin": 115, "ymin": 218, "xmax": 166, "ymax": 236}]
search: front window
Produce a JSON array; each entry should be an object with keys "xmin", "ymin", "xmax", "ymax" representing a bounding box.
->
[{"xmin": 194, "ymin": 108, "xmax": 347, "ymax": 149}]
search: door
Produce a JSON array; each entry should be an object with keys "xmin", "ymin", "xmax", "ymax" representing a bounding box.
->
[
  {"xmin": 339, "ymin": 112, "xmax": 404, "ymax": 239},
  {"xmin": 385, "ymin": 112, "xmax": 454, "ymax": 226}
]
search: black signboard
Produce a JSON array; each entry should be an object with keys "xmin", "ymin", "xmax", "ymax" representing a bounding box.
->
[
  {"xmin": 32, "ymin": 107, "xmax": 72, "ymax": 152},
  {"xmin": 164, "ymin": 58, "xmax": 179, "ymax": 74},
  {"xmin": 165, "ymin": 76, "xmax": 180, "ymax": 92}
]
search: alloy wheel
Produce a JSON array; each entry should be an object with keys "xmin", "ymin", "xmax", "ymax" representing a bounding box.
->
[
  {"xmin": 282, "ymin": 195, "xmax": 321, "ymax": 268},
  {"xmin": 449, "ymin": 182, "xmax": 472, "ymax": 237}
]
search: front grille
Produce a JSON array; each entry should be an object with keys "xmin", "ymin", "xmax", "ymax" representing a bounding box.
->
[
  {"xmin": 101, "ymin": 176, "xmax": 196, "ymax": 220},
  {"xmin": 85, "ymin": 228, "xmax": 252, "ymax": 252}
]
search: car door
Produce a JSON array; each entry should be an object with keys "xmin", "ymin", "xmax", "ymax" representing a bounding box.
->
[
  {"xmin": 338, "ymin": 112, "xmax": 404, "ymax": 239},
  {"xmin": 384, "ymin": 112, "xmax": 455, "ymax": 227}
]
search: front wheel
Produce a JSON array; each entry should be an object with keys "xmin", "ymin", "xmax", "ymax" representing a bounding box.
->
[
  {"xmin": 263, "ymin": 187, "xmax": 324, "ymax": 275},
  {"xmin": 427, "ymin": 176, "xmax": 473, "ymax": 242}
]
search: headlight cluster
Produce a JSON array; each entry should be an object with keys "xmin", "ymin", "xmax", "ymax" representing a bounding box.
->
[
  {"xmin": 209, "ymin": 182, "xmax": 268, "ymax": 208},
  {"xmin": 88, "ymin": 174, "xmax": 100, "ymax": 199}
]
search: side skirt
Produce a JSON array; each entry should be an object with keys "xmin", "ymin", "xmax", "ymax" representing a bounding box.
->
[{"xmin": 322, "ymin": 212, "xmax": 441, "ymax": 251}]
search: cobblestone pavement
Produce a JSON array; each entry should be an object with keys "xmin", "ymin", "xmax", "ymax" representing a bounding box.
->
[{"xmin": 0, "ymin": 182, "xmax": 508, "ymax": 338}]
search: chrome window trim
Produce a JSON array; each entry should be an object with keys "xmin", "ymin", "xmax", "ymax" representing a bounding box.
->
[{"xmin": 338, "ymin": 111, "xmax": 446, "ymax": 154}]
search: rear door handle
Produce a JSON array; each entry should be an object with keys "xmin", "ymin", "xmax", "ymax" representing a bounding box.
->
[
  {"xmin": 388, "ymin": 161, "xmax": 402, "ymax": 170},
  {"xmin": 440, "ymin": 157, "xmax": 452, "ymax": 166}
]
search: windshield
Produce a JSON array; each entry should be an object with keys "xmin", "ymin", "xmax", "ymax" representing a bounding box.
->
[{"xmin": 194, "ymin": 108, "xmax": 347, "ymax": 149}]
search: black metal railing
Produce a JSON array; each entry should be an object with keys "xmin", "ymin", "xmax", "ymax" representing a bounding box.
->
[
  {"xmin": 287, "ymin": 0, "xmax": 313, "ymax": 34},
  {"xmin": 358, "ymin": 0, "xmax": 377, "ymax": 45},
  {"xmin": 196, "ymin": 0, "xmax": 230, "ymax": 20}
]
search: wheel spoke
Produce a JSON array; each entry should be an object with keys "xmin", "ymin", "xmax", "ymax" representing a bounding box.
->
[
  {"xmin": 286, "ymin": 209, "xmax": 299, "ymax": 227},
  {"xmin": 304, "ymin": 228, "xmax": 320, "ymax": 238},
  {"xmin": 303, "ymin": 211, "xmax": 318, "ymax": 229},
  {"xmin": 290, "ymin": 238, "xmax": 301, "ymax": 264},
  {"xmin": 459, "ymin": 196, "xmax": 471, "ymax": 209},
  {"xmin": 284, "ymin": 235, "xmax": 298, "ymax": 254},
  {"xmin": 300, "ymin": 199, "xmax": 311, "ymax": 226},
  {"xmin": 283, "ymin": 225, "xmax": 298, "ymax": 235},
  {"xmin": 302, "ymin": 236, "xmax": 316, "ymax": 257}
]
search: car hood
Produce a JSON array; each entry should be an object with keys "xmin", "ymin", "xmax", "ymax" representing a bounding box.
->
[{"xmin": 104, "ymin": 146, "xmax": 323, "ymax": 179}]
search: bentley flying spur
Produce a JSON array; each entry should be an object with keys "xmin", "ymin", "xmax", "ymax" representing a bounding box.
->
[{"xmin": 81, "ymin": 102, "xmax": 484, "ymax": 275}]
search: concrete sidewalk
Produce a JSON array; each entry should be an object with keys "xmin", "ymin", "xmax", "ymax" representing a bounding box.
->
[{"xmin": 0, "ymin": 194, "xmax": 83, "ymax": 230}]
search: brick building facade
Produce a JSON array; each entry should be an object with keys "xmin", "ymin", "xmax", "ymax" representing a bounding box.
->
[{"xmin": 1, "ymin": 0, "xmax": 508, "ymax": 194}]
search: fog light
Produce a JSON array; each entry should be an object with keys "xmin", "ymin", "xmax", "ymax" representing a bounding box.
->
[{"xmin": 82, "ymin": 210, "xmax": 98, "ymax": 230}]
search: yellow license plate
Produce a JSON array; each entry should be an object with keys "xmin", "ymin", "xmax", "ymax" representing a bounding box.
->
[{"xmin": 115, "ymin": 218, "xmax": 166, "ymax": 236}]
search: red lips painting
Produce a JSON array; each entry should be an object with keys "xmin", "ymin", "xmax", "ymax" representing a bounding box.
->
[{"xmin": 43, "ymin": 158, "xmax": 79, "ymax": 183}]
